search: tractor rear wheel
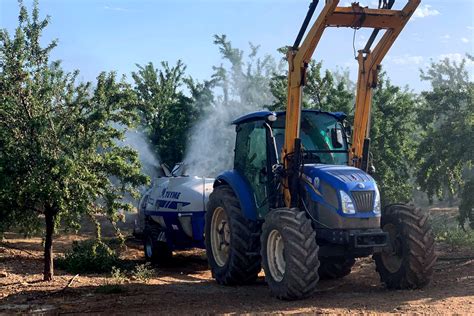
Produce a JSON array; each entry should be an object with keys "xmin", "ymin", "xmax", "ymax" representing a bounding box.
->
[
  {"xmin": 205, "ymin": 185, "xmax": 261, "ymax": 285},
  {"xmin": 318, "ymin": 257, "xmax": 355, "ymax": 280},
  {"xmin": 261, "ymin": 208, "xmax": 320, "ymax": 300},
  {"xmin": 374, "ymin": 204, "xmax": 436, "ymax": 289}
]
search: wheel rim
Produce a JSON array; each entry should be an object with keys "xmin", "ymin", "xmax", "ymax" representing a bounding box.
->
[
  {"xmin": 145, "ymin": 236, "xmax": 153, "ymax": 258},
  {"xmin": 267, "ymin": 229, "xmax": 286, "ymax": 282},
  {"xmin": 210, "ymin": 207, "xmax": 230, "ymax": 267},
  {"xmin": 381, "ymin": 223, "xmax": 403, "ymax": 273}
]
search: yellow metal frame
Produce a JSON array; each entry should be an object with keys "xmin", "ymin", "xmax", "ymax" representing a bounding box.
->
[{"xmin": 283, "ymin": 0, "xmax": 420, "ymax": 206}]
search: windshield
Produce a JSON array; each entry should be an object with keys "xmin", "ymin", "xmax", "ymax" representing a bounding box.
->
[{"xmin": 272, "ymin": 112, "xmax": 349, "ymax": 165}]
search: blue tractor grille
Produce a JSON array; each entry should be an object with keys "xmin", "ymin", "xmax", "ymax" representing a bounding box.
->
[{"xmin": 351, "ymin": 191, "xmax": 375, "ymax": 212}]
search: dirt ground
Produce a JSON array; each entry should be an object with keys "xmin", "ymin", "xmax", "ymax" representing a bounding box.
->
[{"xmin": 1, "ymin": 210, "xmax": 473, "ymax": 315}]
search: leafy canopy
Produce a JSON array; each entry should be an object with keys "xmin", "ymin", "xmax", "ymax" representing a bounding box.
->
[
  {"xmin": 416, "ymin": 55, "xmax": 474, "ymax": 200},
  {"xmin": 269, "ymin": 59, "xmax": 353, "ymax": 116},
  {"xmin": 132, "ymin": 61, "xmax": 215, "ymax": 167},
  {"xmin": 0, "ymin": 0, "xmax": 147, "ymax": 278},
  {"xmin": 370, "ymin": 74, "xmax": 419, "ymax": 205}
]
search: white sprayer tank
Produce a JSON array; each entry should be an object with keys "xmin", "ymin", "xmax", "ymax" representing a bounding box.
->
[{"xmin": 136, "ymin": 176, "xmax": 214, "ymax": 246}]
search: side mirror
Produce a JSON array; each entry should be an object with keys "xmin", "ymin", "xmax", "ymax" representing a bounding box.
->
[
  {"xmin": 331, "ymin": 128, "xmax": 344, "ymax": 148},
  {"xmin": 344, "ymin": 125, "xmax": 352, "ymax": 137}
]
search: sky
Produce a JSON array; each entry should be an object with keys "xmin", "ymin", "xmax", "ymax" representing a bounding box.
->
[{"xmin": 0, "ymin": 0, "xmax": 473, "ymax": 92}]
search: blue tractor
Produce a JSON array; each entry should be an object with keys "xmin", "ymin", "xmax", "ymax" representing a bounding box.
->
[
  {"xmin": 206, "ymin": 110, "xmax": 435, "ymax": 300},
  {"xmin": 205, "ymin": 0, "xmax": 435, "ymax": 300}
]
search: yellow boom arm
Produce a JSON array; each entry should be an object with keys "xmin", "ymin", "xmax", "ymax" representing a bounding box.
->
[{"xmin": 283, "ymin": 0, "xmax": 420, "ymax": 207}]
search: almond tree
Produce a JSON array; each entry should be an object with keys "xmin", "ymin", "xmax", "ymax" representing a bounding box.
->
[
  {"xmin": 416, "ymin": 55, "xmax": 474, "ymax": 226},
  {"xmin": 0, "ymin": 1, "xmax": 147, "ymax": 280}
]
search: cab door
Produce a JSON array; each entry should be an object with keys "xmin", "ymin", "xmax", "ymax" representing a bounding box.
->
[{"xmin": 234, "ymin": 121, "xmax": 271, "ymax": 217}]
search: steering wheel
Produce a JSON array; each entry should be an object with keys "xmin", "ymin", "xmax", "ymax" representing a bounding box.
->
[{"xmin": 302, "ymin": 151, "xmax": 321, "ymax": 163}]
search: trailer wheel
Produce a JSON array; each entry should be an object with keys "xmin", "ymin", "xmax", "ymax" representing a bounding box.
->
[
  {"xmin": 374, "ymin": 204, "xmax": 436, "ymax": 289},
  {"xmin": 143, "ymin": 220, "xmax": 172, "ymax": 265},
  {"xmin": 261, "ymin": 208, "xmax": 320, "ymax": 300},
  {"xmin": 318, "ymin": 257, "xmax": 355, "ymax": 280},
  {"xmin": 205, "ymin": 185, "xmax": 261, "ymax": 285}
]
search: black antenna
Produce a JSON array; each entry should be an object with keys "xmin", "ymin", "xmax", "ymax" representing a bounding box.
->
[{"xmin": 293, "ymin": 0, "xmax": 319, "ymax": 50}]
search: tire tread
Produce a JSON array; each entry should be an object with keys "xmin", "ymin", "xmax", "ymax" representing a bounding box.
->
[{"xmin": 374, "ymin": 204, "xmax": 437, "ymax": 289}]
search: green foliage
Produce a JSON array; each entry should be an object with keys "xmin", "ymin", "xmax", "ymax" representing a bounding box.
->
[
  {"xmin": 212, "ymin": 34, "xmax": 280, "ymax": 107},
  {"xmin": 132, "ymin": 61, "xmax": 214, "ymax": 166},
  {"xmin": 0, "ymin": 1, "xmax": 147, "ymax": 279},
  {"xmin": 110, "ymin": 266, "xmax": 128, "ymax": 284},
  {"xmin": 429, "ymin": 208, "xmax": 474, "ymax": 250},
  {"xmin": 56, "ymin": 240, "xmax": 118, "ymax": 273},
  {"xmin": 434, "ymin": 227, "xmax": 474, "ymax": 251},
  {"xmin": 416, "ymin": 55, "xmax": 474, "ymax": 201},
  {"xmin": 131, "ymin": 263, "xmax": 155, "ymax": 282},
  {"xmin": 370, "ymin": 74, "xmax": 419, "ymax": 205},
  {"xmin": 269, "ymin": 59, "xmax": 353, "ymax": 115}
]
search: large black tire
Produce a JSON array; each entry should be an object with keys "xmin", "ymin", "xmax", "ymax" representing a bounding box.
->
[
  {"xmin": 374, "ymin": 204, "xmax": 436, "ymax": 289},
  {"xmin": 318, "ymin": 257, "xmax": 355, "ymax": 280},
  {"xmin": 205, "ymin": 185, "xmax": 261, "ymax": 285},
  {"xmin": 143, "ymin": 220, "xmax": 172, "ymax": 265},
  {"xmin": 261, "ymin": 208, "xmax": 320, "ymax": 300}
]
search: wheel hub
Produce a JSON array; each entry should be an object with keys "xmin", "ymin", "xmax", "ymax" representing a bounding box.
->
[
  {"xmin": 381, "ymin": 223, "xmax": 403, "ymax": 273},
  {"xmin": 267, "ymin": 229, "xmax": 286, "ymax": 282},
  {"xmin": 210, "ymin": 207, "xmax": 230, "ymax": 267}
]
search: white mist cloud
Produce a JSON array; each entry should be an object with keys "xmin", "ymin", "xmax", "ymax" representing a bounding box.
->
[
  {"xmin": 113, "ymin": 124, "xmax": 160, "ymax": 179},
  {"xmin": 122, "ymin": 129, "xmax": 160, "ymax": 179},
  {"xmin": 413, "ymin": 5, "xmax": 440, "ymax": 18},
  {"xmin": 461, "ymin": 37, "xmax": 470, "ymax": 43},
  {"xmin": 184, "ymin": 101, "xmax": 268, "ymax": 177}
]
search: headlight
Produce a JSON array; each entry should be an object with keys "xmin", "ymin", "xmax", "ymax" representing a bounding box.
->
[
  {"xmin": 340, "ymin": 191, "xmax": 355, "ymax": 214},
  {"xmin": 374, "ymin": 188, "xmax": 381, "ymax": 214}
]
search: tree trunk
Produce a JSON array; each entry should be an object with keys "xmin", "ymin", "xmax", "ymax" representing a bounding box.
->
[{"xmin": 43, "ymin": 210, "xmax": 55, "ymax": 281}]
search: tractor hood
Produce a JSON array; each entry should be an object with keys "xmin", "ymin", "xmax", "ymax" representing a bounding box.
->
[
  {"xmin": 302, "ymin": 164, "xmax": 377, "ymax": 192},
  {"xmin": 301, "ymin": 164, "xmax": 379, "ymax": 216}
]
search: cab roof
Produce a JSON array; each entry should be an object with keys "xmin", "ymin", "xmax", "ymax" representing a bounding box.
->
[{"xmin": 231, "ymin": 109, "xmax": 347, "ymax": 125}]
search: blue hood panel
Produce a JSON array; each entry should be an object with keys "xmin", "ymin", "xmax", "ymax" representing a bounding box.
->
[
  {"xmin": 303, "ymin": 164, "xmax": 377, "ymax": 192},
  {"xmin": 324, "ymin": 168, "xmax": 373, "ymax": 183}
]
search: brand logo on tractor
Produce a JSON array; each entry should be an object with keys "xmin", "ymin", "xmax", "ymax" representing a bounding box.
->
[{"xmin": 313, "ymin": 177, "xmax": 320, "ymax": 188}]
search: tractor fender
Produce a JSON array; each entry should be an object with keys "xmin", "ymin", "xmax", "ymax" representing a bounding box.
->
[{"xmin": 213, "ymin": 170, "xmax": 258, "ymax": 221}]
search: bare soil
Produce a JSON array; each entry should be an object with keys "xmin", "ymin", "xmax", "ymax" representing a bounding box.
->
[{"xmin": 1, "ymin": 210, "xmax": 473, "ymax": 315}]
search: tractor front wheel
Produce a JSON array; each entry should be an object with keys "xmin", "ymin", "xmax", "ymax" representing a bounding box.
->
[
  {"xmin": 261, "ymin": 208, "xmax": 320, "ymax": 300},
  {"xmin": 374, "ymin": 204, "xmax": 436, "ymax": 289}
]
